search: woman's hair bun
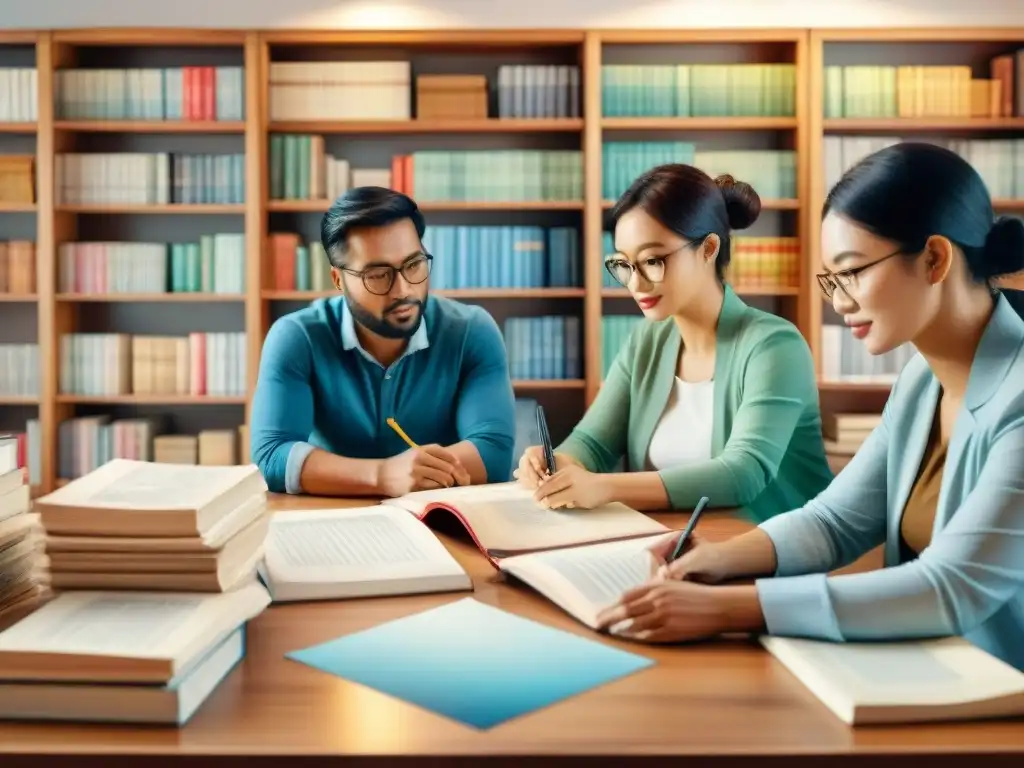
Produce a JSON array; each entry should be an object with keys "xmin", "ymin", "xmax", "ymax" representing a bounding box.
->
[
  {"xmin": 982, "ymin": 216, "xmax": 1024, "ymax": 279},
  {"xmin": 714, "ymin": 174, "xmax": 761, "ymax": 230}
]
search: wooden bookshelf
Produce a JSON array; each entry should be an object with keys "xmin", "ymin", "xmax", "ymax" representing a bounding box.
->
[
  {"xmin": 1, "ymin": 26, "xmax": 1022, "ymax": 494},
  {"xmin": 807, "ymin": 27, "xmax": 1024, "ymax": 409}
]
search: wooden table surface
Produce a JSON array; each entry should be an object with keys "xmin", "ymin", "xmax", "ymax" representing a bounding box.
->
[{"xmin": 1, "ymin": 492, "xmax": 1022, "ymax": 766}]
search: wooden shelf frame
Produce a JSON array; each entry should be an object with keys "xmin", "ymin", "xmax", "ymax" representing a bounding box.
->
[
  {"xmin": 1, "ymin": 26, "xmax": 1023, "ymax": 493},
  {"xmin": 806, "ymin": 27, "xmax": 1024, "ymax": 382}
]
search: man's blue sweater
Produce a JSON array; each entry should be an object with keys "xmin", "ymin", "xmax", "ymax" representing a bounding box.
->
[{"xmin": 250, "ymin": 294, "xmax": 517, "ymax": 494}]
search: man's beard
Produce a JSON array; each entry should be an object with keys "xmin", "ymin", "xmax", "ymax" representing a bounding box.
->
[{"xmin": 345, "ymin": 294, "xmax": 424, "ymax": 340}]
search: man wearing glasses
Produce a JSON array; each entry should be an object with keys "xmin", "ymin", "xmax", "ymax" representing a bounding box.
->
[{"xmin": 250, "ymin": 186, "xmax": 517, "ymax": 498}]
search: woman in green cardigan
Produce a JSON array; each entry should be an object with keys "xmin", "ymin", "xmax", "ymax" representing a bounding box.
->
[{"xmin": 515, "ymin": 164, "xmax": 833, "ymax": 522}]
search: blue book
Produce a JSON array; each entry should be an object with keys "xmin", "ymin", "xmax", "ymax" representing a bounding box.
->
[{"xmin": 286, "ymin": 597, "xmax": 654, "ymax": 729}]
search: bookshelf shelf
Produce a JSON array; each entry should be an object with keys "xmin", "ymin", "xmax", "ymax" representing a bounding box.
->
[
  {"xmin": 823, "ymin": 117, "xmax": 1024, "ymax": 131},
  {"xmin": 0, "ymin": 397, "xmax": 39, "ymax": 406},
  {"xmin": 54, "ymin": 204, "xmax": 246, "ymax": 215},
  {"xmin": 267, "ymin": 200, "xmax": 585, "ymax": 213},
  {"xmin": 54, "ymin": 121, "xmax": 247, "ymax": 133},
  {"xmin": 55, "ymin": 293, "xmax": 246, "ymax": 303},
  {"xmin": 513, "ymin": 379, "xmax": 586, "ymax": 390},
  {"xmin": 268, "ymin": 119, "xmax": 584, "ymax": 134},
  {"xmin": 600, "ymin": 198, "xmax": 801, "ymax": 210},
  {"xmin": 602, "ymin": 117, "xmax": 798, "ymax": 130},
  {"xmin": 55, "ymin": 395, "xmax": 248, "ymax": 405},
  {"xmin": 263, "ymin": 288, "xmax": 587, "ymax": 301},
  {"xmin": 4, "ymin": 26, "xmax": 1019, "ymax": 493}
]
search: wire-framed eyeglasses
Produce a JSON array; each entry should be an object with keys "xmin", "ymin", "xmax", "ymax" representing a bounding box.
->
[
  {"xmin": 603, "ymin": 241, "xmax": 697, "ymax": 286},
  {"xmin": 816, "ymin": 248, "xmax": 904, "ymax": 300},
  {"xmin": 339, "ymin": 252, "xmax": 433, "ymax": 296}
]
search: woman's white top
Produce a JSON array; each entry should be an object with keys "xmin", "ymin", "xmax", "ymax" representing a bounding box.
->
[{"xmin": 646, "ymin": 376, "xmax": 715, "ymax": 470}]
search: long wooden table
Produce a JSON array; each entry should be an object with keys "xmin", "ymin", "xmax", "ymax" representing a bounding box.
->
[{"xmin": 1, "ymin": 493, "xmax": 1022, "ymax": 766}]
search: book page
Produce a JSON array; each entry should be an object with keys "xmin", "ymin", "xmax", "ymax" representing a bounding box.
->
[
  {"xmin": 386, "ymin": 482, "xmax": 668, "ymax": 554},
  {"xmin": 761, "ymin": 636, "xmax": 1024, "ymax": 709},
  {"xmin": 264, "ymin": 506, "xmax": 468, "ymax": 584},
  {"xmin": 0, "ymin": 581, "xmax": 271, "ymax": 661},
  {"xmin": 500, "ymin": 536, "xmax": 662, "ymax": 628},
  {"xmin": 37, "ymin": 459, "xmax": 260, "ymax": 510}
]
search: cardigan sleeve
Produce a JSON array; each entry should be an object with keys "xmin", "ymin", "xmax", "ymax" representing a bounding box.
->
[
  {"xmin": 554, "ymin": 329, "xmax": 634, "ymax": 474},
  {"xmin": 657, "ymin": 325, "xmax": 820, "ymax": 509},
  {"xmin": 755, "ymin": 407, "xmax": 1024, "ymax": 642}
]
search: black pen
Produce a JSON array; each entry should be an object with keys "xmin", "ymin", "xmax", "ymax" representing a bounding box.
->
[
  {"xmin": 536, "ymin": 404, "xmax": 556, "ymax": 477},
  {"xmin": 668, "ymin": 496, "xmax": 710, "ymax": 562}
]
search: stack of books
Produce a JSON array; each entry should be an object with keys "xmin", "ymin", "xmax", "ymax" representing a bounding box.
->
[
  {"xmin": 0, "ymin": 437, "xmax": 49, "ymax": 630},
  {"xmin": 35, "ymin": 459, "xmax": 269, "ymax": 592},
  {"xmin": 822, "ymin": 412, "xmax": 882, "ymax": 472},
  {"xmin": 0, "ymin": 581, "xmax": 271, "ymax": 723}
]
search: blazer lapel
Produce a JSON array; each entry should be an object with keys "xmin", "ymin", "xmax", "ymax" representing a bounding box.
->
[
  {"xmin": 711, "ymin": 286, "xmax": 744, "ymax": 454},
  {"xmin": 886, "ymin": 375, "xmax": 940, "ymax": 565}
]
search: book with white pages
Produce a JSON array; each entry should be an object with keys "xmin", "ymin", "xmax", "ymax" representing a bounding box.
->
[
  {"xmin": 760, "ymin": 635, "xmax": 1024, "ymax": 725},
  {"xmin": 383, "ymin": 481, "xmax": 669, "ymax": 565},
  {"xmin": 0, "ymin": 580, "xmax": 271, "ymax": 684},
  {"xmin": 0, "ymin": 625, "xmax": 246, "ymax": 724},
  {"xmin": 496, "ymin": 533, "xmax": 670, "ymax": 630},
  {"xmin": 34, "ymin": 459, "xmax": 268, "ymax": 538},
  {"xmin": 260, "ymin": 505, "xmax": 473, "ymax": 602},
  {"xmin": 44, "ymin": 492, "xmax": 267, "ymax": 553}
]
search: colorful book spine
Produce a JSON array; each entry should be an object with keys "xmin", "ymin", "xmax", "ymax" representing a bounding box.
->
[{"xmin": 504, "ymin": 317, "xmax": 582, "ymax": 380}]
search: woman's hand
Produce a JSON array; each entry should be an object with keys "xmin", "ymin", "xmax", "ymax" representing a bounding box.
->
[
  {"xmin": 531, "ymin": 464, "xmax": 612, "ymax": 510},
  {"xmin": 595, "ymin": 581, "xmax": 732, "ymax": 643},
  {"xmin": 648, "ymin": 534, "xmax": 729, "ymax": 584},
  {"xmin": 513, "ymin": 447, "xmax": 579, "ymax": 490}
]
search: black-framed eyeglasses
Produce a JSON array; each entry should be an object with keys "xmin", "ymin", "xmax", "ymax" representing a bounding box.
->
[
  {"xmin": 339, "ymin": 252, "xmax": 433, "ymax": 296},
  {"xmin": 817, "ymin": 248, "xmax": 903, "ymax": 300},
  {"xmin": 603, "ymin": 240, "xmax": 699, "ymax": 287}
]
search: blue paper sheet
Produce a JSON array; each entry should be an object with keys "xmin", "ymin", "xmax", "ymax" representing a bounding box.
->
[{"xmin": 286, "ymin": 597, "xmax": 655, "ymax": 729}]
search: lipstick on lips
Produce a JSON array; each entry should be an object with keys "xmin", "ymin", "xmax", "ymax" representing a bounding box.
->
[
  {"xmin": 636, "ymin": 295, "xmax": 661, "ymax": 310},
  {"xmin": 847, "ymin": 320, "xmax": 871, "ymax": 339}
]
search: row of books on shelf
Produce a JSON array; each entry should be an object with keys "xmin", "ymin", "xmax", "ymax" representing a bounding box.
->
[
  {"xmin": 601, "ymin": 143, "xmax": 796, "ymax": 202},
  {"xmin": 0, "ymin": 345, "xmax": 38, "ymax": 399},
  {"xmin": 0, "ymin": 156, "xmax": 34, "ymax": 205},
  {"xmin": 268, "ymin": 61, "xmax": 581, "ymax": 121},
  {"xmin": 823, "ymin": 52, "xmax": 1023, "ymax": 119},
  {"xmin": 599, "ymin": 232, "xmax": 802, "ymax": 291},
  {"xmin": 54, "ymin": 66, "xmax": 245, "ymax": 122},
  {"xmin": 0, "ymin": 69, "xmax": 37, "ymax": 123},
  {"xmin": 269, "ymin": 140, "xmax": 584, "ymax": 203},
  {"xmin": 59, "ymin": 419, "xmax": 251, "ymax": 480},
  {"xmin": 58, "ymin": 332, "xmax": 247, "ymax": 397},
  {"xmin": 820, "ymin": 324, "xmax": 915, "ymax": 385},
  {"xmin": 505, "ymin": 316, "xmax": 582, "ymax": 381},
  {"xmin": 824, "ymin": 136, "xmax": 1024, "ymax": 201},
  {"xmin": 55, "ymin": 152, "xmax": 246, "ymax": 206},
  {"xmin": 58, "ymin": 235, "xmax": 246, "ymax": 296},
  {"xmin": 0, "ymin": 241, "xmax": 35, "ymax": 295},
  {"xmin": 601, "ymin": 63, "xmax": 796, "ymax": 118}
]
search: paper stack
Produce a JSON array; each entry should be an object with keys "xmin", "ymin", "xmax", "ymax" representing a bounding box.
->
[
  {"xmin": 0, "ymin": 580, "xmax": 271, "ymax": 723},
  {"xmin": 34, "ymin": 459, "xmax": 269, "ymax": 592},
  {"xmin": 0, "ymin": 437, "xmax": 49, "ymax": 630}
]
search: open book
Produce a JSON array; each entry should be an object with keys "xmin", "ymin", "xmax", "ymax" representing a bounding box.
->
[
  {"xmin": 384, "ymin": 482, "xmax": 669, "ymax": 565},
  {"xmin": 761, "ymin": 635, "xmax": 1024, "ymax": 725},
  {"xmin": 497, "ymin": 535, "xmax": 668, "ymax": 630},
  {"xmin": 260, "ymin": 505, "xmax": 472, "ymax": 602}
]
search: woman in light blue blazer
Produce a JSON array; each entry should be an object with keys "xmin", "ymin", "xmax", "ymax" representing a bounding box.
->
[{"xmin": 596, "ymin": 141, "xmax": 1024, "ymax": 671}]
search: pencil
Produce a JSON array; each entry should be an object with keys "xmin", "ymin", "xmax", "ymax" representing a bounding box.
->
[{"xmin": 386, "ymin": 417, "xmax": 418, "ymax": 448}]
